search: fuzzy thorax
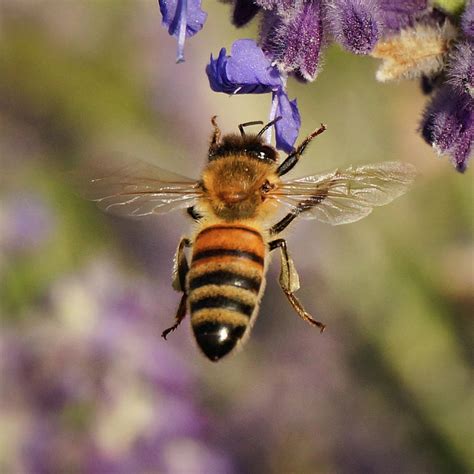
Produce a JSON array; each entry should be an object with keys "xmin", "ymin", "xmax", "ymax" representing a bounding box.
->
[{"xmin": 199, "ymin": 154, "xmax": 281, "ymax": 222}]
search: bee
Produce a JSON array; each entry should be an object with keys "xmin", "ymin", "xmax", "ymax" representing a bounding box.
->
[{"xmin": 79, "ymin": 117, "xmax": 416, "ymax": 362}]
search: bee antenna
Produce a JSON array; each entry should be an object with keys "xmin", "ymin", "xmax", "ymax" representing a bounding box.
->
[
  {"xmin": 238, "ymin": 120, "xmax": 264, "ymax": 137},
  {"xmin": 211, "ymin": 115, "xmax": 222, "ymax": 146},
  {"xmin": 257, "ymin": 116, "xmax": 282, "ymax": 138}
]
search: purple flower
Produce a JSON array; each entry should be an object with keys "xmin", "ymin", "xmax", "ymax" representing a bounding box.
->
[
  {"xmin": 254, "ymin": 0, "xmax": 282, "ymax": 9},
  {"xmin": 421, "ymin": 85, "xmax": 474, "ymax": 172},
  {"xmin": 0, "ymin": 258, "xmax": 235, "ymax": 473},
  {"xmin": 207, "ymin": 39, "xmax": 281, "ymax": 94},
  {"xmin": 159, "ymin": 0, "xmax": 207, "ymax": 62},
  {"xmin": 206, "ymin": 39, "xmax": 301, "ymax": 152},
  {"xmin": 0, "ymin": 192, "xmax": 56, "ymax": 254},
  {"xmin": 327, "ymin": 0, "xmax": 381, "ymax": 54},
  {"xmin": 461, "ymin": 0, "xmax": 474, "ymax": 38},
  {"xmin": 261, "ymin": 0, "xmax": 324, "ymax": 81},
  {"xmin": 216, "ymin": 0, "xmax": 472, "ymax": 171},
  {"xmin": 377, "ymin": 0, "xmax": 428, "ymax": 33},
  {"xmin": 273, "ymin": 89, "xmax": 301, "ymax": 152}
]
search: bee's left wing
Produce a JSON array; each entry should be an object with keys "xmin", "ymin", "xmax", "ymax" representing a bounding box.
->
[
  {"xmin": 271, "ymin": 161, "xmax": 416, "ymax": 225},
  {"xmin": 74, "ymin": 159, "xmax": 202, "ymax": 217}
]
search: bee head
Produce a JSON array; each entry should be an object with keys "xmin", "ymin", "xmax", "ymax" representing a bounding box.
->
[
  {"xmin": 200, "ymin": 117, "xmax": 282, "ymax": 220},
  {"xmin": 201, "ymin": 153, "xmax": 280, "ymax": 221},
  {"xmin": 208, "ymin": 134, "xmax": 278, "ymax": 163},
  {"xmin": 208, "ymin": 117, "xmax": 281, "ymax": 164}
]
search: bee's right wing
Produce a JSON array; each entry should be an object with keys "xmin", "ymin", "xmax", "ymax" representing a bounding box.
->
[
  {"xmin": 272, "ymin": 161, "xmax": 417, "ymax": 225},
  {"xmin": 74, "ymin": 159, "xmax": 203, "ymax": 217}
]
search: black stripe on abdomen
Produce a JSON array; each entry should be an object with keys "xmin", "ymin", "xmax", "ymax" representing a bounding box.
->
[
  {"xmin": 190, "ymin": 296, "xmax": 254, "ymax": 317},
  {"xmin": 192, "ymin": 248, "xmax": 264, "ymax": 265},
  {"xmin": 189, "ymin": 270, "xmax": 261, "ymax": 293}
]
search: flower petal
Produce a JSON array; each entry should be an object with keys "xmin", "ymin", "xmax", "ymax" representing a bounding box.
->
[
  {"xmin": 159, "ymin": 0, "xmax": 207, "ymax": 62},
  {"xmin": 206, "ymin": 48, "xmax": 236, "ymax": 94},
  {"xmin": 226, "ymin": 39, "xmax": 282, "ymax": 88},
  {"xmin": 206, "ymin": 39, "xmax": 282, "ymax": 94},
  {"xmin": 274, "ymin": 90, "xmax": 301, "ymax": 153}
]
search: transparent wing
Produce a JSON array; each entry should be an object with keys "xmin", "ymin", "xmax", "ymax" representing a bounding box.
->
[
  {"xmin": 74, "ymin": 159, "xmax": 202, "ymax": 217},
  {"xmin": 271, "ymin": 161, "xmax": 417, "ymax": 225}
]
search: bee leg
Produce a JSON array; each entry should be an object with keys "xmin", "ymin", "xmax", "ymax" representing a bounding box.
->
[
  {"xmin": 162, "ymin": 237, "xmax": 191, "ymax": 340},
  {"xmin": 277, "ymin": 124, "xmax": 327, "ymax": 177},
  {"xmin": 269, "ymin": 238, "xmax": 326, "ymax": 333},
  {"xmin": 269, "ymin": 212, "xmax": 298, "ymax": 236},
  {"xmin": 269, "ymin": 188, "xmax": 329, "ymax": 236},
  {"xmin": 162, "ymin": 293, "xmax": 188, "ymax": 340}
]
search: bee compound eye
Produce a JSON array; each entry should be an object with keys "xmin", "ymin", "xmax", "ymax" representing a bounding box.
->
[{"xmin": 193, "ymin": 322, "xmax": 246, "ymax": 362}]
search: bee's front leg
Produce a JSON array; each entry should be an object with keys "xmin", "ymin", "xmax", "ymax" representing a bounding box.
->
[
  {"xmin": 162, "ymin": 237, "xmax": 191, "ymax": 339},
  {"xmin": 276, "ymin": 124, "xmax": 327, "ymax": 177},
  {"xmin": 269, "ymin": 238, "xmax": 326, "ymax": 333}
]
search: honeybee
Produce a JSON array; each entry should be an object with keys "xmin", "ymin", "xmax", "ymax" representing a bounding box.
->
[{"xmin": 79, "ymin": 117, "xmax": 416, "ymax": 361}]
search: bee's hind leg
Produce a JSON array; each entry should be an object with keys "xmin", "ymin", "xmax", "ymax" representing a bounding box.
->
[
  {"xmin": 162, "ymin": 237, "xmax": 191, "ymax": 340},
  {"xmin": 162, "ymin": 293, "xmax": 188, "ymax": 340},
  {"xmin": 269, "ymin": 238, "xmax": 326, "ymax": 333}
]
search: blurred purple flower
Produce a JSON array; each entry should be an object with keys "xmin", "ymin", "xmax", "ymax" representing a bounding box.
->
[
  {"xmin": 368, "ymin": 4, "xmax": 472, "ymax": 172},
  {"xmin": 0, "ymin": 192, "xmax": 55, "ymax": 254},
  {"xmin": 421, "ymin": 85, "xmax": 474, "ymax": 172},
  {"xmin": 327, "ymin": 0, "xmax": 381, "ymax": 54},
  {"xmin": 0, "ymin": 258, "xmax": 235, "ymax": 473},
  {"xmin": 206, "ymin": 39, "xmax": 301, "ymax": 152},
  {"xmin": 461, "ymin": 0, "xmax": 474, "ymax": 38},
  {"xmin": 158, "ymin": 0, "xmax": 207, "ymax": 62}
]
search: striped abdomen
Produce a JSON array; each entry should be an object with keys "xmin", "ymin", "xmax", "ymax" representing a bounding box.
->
[{"xmin": 188, "ymin": 224, "xmax": 265, "ymax": 361}]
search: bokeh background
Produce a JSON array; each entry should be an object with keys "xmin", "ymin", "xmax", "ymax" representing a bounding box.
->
[{"xmin": 1, "ymin": 1, "xmax": 473, "ymax": 473}]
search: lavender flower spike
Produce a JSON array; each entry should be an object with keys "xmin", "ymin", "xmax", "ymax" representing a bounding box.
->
[
  {"xmin": 377, "ymin": 0, "xmax": 428, "ymax": 33},
  {"xmin": 448, "ymin": 41, "xmax": 474, "ymax": 97},
  {"xmin": 327, "ymin": 0, "xmax": 381, "ymax": 54},
  {"xmin": 159, "ymin": 0, "xmax": 207, "ymax": 62},
  {"xmin": 421, "ymin": 85, "xmax": 474, "ymax": 172},
  {"xmin": 261, "ymin": 0, "xmax": 324, "ymax": 81},
  {"xmin": 461, "ymin": 0, "xmax": 474, "ymax": 39}
]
